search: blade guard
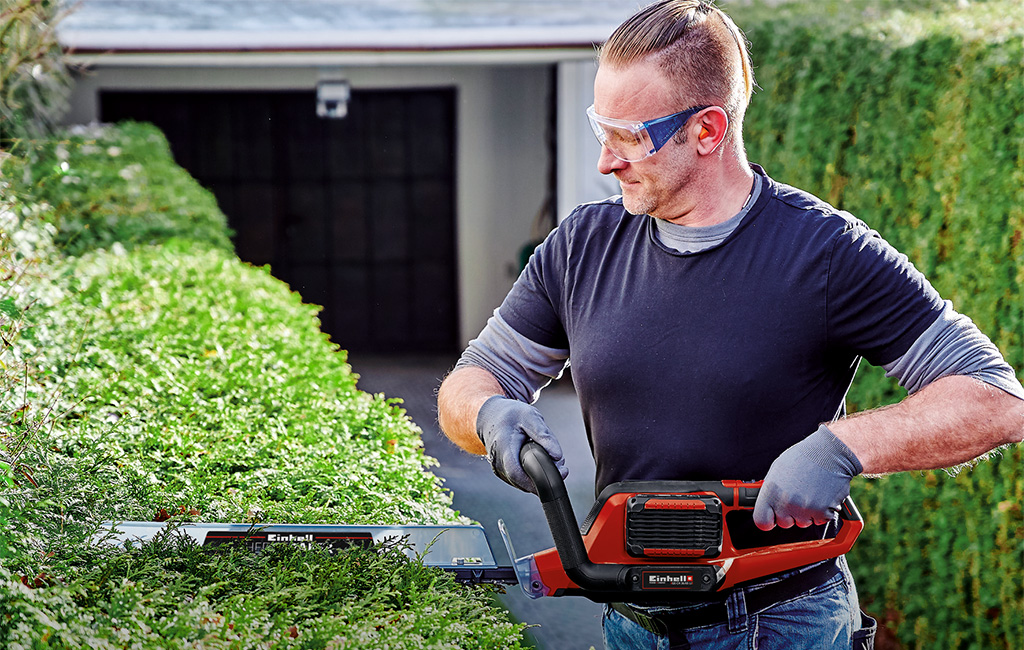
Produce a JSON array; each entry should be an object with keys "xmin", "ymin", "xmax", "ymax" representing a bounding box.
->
[{"xmin": 511, "ymin": 441, "xmax": 863, "ymax": 601}]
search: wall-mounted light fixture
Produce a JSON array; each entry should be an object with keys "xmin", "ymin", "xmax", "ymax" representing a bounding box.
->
[{"xmin": 316, "ymin": 80, "xmax": 351, "ymax": 119}]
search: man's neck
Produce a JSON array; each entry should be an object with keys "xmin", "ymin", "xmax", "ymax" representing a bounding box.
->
[
  {"xmin": 665, "ymin": 159, "xmax": 755, "ymax": 228},
  {"xmin": 655, "ymin": 174, "xmax": 762, "ymax": 254}
]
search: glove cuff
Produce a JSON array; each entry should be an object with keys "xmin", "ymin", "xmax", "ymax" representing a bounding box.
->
[
  {"xmin": 476, "ymin": 395, "xmax": 510, "ymax": 447},
  {"xmin": 806, "ymin": 424, "xmax": 864, "ymax": 477}
]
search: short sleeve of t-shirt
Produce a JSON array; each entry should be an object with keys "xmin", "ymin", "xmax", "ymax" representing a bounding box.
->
[
  {"xmin": 498, "ymin": 211, "xmax": 578, "ymax": 350},
  {"xmin": 825, "ymin": 221, "xmax": 945, "ymax": 366}
]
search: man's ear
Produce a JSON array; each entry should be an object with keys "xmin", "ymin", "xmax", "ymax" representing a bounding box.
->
[{"xmin": 695, "ymin": 107, "xmax": 729, "ymax": 156}]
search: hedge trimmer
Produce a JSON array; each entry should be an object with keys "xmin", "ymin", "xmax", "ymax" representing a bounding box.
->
[{"xmin": 101, "ymin": 442, "xmax": 862, "ymax": 600}]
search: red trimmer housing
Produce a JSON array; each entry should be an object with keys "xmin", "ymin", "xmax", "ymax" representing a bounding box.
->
[{"xmin": 498, "ymin": 442, "xmax": 863, "ymax": 602}]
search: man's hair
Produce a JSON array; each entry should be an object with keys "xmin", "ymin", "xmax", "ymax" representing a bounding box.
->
[{"xmin": 600, "ymin": 1, "xmax": 754, "ymax": 140}]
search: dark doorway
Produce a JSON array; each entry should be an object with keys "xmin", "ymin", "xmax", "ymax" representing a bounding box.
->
[{"xmin": 100, "ymin": 89, "xmax": 459, "ymax": 354}]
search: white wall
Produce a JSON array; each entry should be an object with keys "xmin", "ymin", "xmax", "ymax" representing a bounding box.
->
[
  {"xmin": 556, "ymin": 59, "xmax": 620, "ymax": 221},
  {"xmin": 64, "ymin": 62, "xmax": 552, "ymax": 347},
  {"xmin": 455, "ymin": 65, "xmax": 552, "ymax": 342}
]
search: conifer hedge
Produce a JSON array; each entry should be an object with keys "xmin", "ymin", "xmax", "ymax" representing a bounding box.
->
[{"xmin": 737, "ymin": 2, "xmax": 1022, "ymax": 647}]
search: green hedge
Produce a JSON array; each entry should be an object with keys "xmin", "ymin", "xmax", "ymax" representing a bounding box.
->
[
  {"xmin": 0, "ymin": 0, "xmax": 71, "ymax": 151},
  {"xmin": 22, "ymin": 122, "xmax": 235, "ymax": 256},
  {"xmin": 0, "ymin": 123, "xmax": 528, "ymax": 648},
  {"xmin": 29, "ymin": 241, "xmax": 457, "ymax": 526},
  {"xmin": 737, "ymin": 2, "xmax": 1022, "ymax": 648}
]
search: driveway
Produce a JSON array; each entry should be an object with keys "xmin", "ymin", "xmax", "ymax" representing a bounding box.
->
[{"xmin": 347, "ymin": 353, "xmax": 605, "ymax": 650}]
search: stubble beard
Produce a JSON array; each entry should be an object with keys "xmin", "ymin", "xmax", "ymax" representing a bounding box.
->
[{"xmin": 618, "ymin": 179, "xmax": 658, "ymax": 218}]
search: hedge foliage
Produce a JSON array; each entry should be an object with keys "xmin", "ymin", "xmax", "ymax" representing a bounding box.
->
[
  {"xmin": 0, "ymin": 0, "xmax": 71, "ymax": 152},
  {"xmin": 21, "ymin": 122, "xmax": 235, "ymax": 256},
  {"xmin": 0, "ymin": 121, "xmax": 528, "ymax": 648},
  {"xmin": 737, "ymin": 2, "xmax": 1022, "ymax": 648}
]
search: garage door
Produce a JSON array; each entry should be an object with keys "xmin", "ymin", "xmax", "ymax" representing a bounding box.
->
[{"xmin": 100, "ymin": 89, "xmax": 459, "ymax": 354}]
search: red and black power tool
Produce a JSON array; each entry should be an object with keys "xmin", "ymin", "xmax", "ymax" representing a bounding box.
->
[{"xmin": 497, "ymin": 442, "xmax": 863, "ymax": 602}]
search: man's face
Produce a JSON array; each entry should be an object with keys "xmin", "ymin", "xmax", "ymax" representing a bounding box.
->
[{"xmin": 593, "ymin": 59, "xmax": 697, "ymax": 222}]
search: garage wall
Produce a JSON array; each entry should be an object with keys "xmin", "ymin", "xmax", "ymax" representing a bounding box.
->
[
  {"xmin": 556, "ymin": 59, "xmax": 620, "ymax": 221},
  {"xmin": 65, "ymin": 62, "xmax": 551, "ymax": 349}
]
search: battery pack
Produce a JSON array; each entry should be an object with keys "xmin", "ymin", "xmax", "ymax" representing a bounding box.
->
[{"xmin": 625, "ymin": 494, "xmax": 723, "ymax": 558}]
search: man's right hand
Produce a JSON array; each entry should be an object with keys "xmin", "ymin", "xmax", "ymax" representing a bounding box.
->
[{"xmin": 476, "ymin": 395, "xmax": 568, "ymax": 493}]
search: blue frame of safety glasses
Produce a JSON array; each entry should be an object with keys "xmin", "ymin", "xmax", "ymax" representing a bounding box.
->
[{"xmin": 642, "ymin": 105, "xmax": 711, "ymax": 153}]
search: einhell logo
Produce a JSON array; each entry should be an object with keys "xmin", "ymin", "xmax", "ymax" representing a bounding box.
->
[
  {"xmin": 203, "ymin": 531, "xmax": 373, "ymax": 553},
  {"xmin": 642, "ymin": 571, "xmax": 695, "ymax": 590}
]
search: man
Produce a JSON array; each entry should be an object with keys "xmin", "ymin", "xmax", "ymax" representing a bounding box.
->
[{"xmin": 437, "ymin": 1, "xmax": 1024, "ymax": 648}]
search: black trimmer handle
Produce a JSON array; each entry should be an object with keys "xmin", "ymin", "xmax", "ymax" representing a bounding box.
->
[{"xmin": 520, "ymin": 441, "xmax": 628, "ymax": 591}]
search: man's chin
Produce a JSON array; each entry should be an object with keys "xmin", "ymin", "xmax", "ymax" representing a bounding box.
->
[
  {"xmin": 618, "ymin": 181, "xmax": 652, "ymax": 215},
  {"xmin": 621, "ymin": 194, "xmax": 654, "ymax": 217}
]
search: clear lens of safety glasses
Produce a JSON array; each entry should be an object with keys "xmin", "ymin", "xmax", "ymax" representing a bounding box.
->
[{"xmin": 586, "ymin": 104, "xmax": 711, "ymax": 162}]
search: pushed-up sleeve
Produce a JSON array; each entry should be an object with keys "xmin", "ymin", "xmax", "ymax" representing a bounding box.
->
[
  {"xmin": 883, "ymin": 301, "xmax": 1024, "ymax": 399},
  {"xmin": 455, "ymin": 310, "xmax": 569, "ymax": 403}
]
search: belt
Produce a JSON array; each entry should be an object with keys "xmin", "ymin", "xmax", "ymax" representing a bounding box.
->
[{"xmin": 610, "ymin": 559, "xmax": 842, "ymax": 635}]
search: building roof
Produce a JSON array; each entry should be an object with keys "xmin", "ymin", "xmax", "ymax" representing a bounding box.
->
[{"xmin": 58, "ymin": 0, "xmax": 639, "ymax": 53}]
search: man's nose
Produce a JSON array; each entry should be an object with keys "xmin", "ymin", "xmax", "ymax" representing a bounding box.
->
[{"xmin": 597, "ymin": 145, "xmax": 627, "ymax": 175}]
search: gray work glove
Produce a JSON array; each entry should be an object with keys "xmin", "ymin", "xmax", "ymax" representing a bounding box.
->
[
  {"xmin": 476, "ymin": 395, "xmax": 568, "ymax": 493},
  {"xmin": 753, "ymin": 424, "xmax": 863, "ymax": 530}
]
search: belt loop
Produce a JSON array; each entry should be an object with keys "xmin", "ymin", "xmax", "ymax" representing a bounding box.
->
[
  {"xmin": 726, "ymin": 588, "xmax": 749, "ymax": 633},
  {"xmin": 667, "ymin": 629, "xmax": 691, "ymax": 650}
]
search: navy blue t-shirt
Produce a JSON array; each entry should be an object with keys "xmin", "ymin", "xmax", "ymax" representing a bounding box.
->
[{"xmin": 499, "ymin": 167, "xmax": 944, "ymax": 492}]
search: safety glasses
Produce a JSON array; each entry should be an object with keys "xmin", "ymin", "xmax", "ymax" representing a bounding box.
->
[{"xmin": 586, "ymin": 104, "xmax": 711, "ymax": 162}]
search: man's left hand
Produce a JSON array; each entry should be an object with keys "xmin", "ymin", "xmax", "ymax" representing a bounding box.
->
[{"xmin": 753, "ymin": 424, "xmax": 863, "ymax": 530}]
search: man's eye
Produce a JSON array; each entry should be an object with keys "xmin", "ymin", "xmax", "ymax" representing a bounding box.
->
[{"xmin": 605, "ymin": 129, "xmax": 635, "ymax": 145}]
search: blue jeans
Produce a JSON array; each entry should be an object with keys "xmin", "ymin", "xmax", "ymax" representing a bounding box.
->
[{"xmin": 603, "ymin": 558, "xmax": 874, "ymax": 650}]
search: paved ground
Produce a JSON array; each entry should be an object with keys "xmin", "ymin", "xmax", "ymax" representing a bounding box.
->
[{"xmin": 347, "ymin": 353, "xmax": 605, "ymax": 650}]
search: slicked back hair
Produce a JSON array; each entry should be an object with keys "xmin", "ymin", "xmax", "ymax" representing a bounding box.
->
[{"xmin": 599, "ymin": 1, "xmax": 754, "ymax": 143}]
